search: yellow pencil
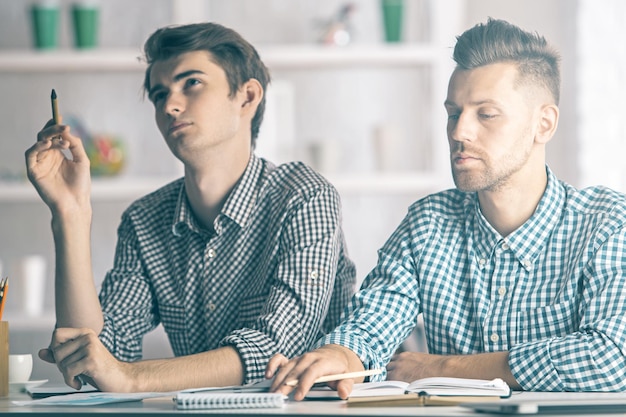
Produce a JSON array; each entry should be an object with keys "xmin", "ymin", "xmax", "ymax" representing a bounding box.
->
[
  {"xmin": 51, "ymin": 89, "xmax": 60, "ymax": 124},
  {"xmin": 285, "ymin": 368, "xmax": 383, "ymax": 387},
  {"xmin": 0, "ymin": 277, "xmax": 8, "ymax": 321}
]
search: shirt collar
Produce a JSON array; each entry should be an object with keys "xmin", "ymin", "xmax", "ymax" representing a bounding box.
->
[
  {"xmin": 505, "ymin": 166, "xmax": 565, "ymax": 267},
  {"xmin": 469, "ymin": 166, "xmax": 565, "ymax": 270},
  {"xmin": 220, "ymin": 153, "xmax": 264, "ymax": 228},
  {"xmin": 171, "ymin": 154, "xmax": 264, "ymax": 236}
]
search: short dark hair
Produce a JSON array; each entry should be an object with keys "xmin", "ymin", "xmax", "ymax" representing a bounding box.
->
[
  {"xmin": 142, "ymin": 22, "xmax": 271, "ymax": 145},
  {"xmin": 453, "ymin": 18, "xmax": 561, "ymax": 104}
]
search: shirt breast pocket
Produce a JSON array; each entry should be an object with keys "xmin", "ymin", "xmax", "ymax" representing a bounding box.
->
[
  {"xmin": 158, "ymin": 303, "xmax": 189, "ymax": 356},
  {"xmin": 514, "ymin": 303, "xmax": 576, "ymax": 342}
]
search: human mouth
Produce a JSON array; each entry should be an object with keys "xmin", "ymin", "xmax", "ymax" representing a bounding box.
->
[
  {"xmin": 168, "ymin": 121, "xmax": 191, "ymax": 135},
  {"xmin": 452, "ymin": 153, "xmax": 478, "ymax": 165}
]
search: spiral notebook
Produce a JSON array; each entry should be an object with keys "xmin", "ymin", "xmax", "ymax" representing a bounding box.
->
[{"xmin": 175, "ymin": 392, "xmax": 285, "ymax": 410}]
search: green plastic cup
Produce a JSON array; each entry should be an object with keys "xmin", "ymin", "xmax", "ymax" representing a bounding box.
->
[
  {"xmin": 72, "ymin": 4, "xmax": 99, "ymax": 48},
  {"xmin": 381, "ymin": 0, "xmax": 404, "ymax": 43},
  {"xmin": 30, "ymin": 4, "xmax": 60, "ymax": 49}
]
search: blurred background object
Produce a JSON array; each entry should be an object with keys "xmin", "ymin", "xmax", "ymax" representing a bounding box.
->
[
  {"xmin": 71, "ymin": 1, "xmax": 99, "ymax": 49},
  {"xmin": 30, "ymin": 0, "xmax": 60, "ymax": 49},
  {"xmin": 317, "ymin": 2, "xmax": 355, "ymax": 46}
]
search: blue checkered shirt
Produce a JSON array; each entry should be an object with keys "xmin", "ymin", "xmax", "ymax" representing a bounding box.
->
[
  {"xmin": 318, "ymin": 167, "xmax": 626, "ymax": 391},
  {"xmin": 98, "ymin": 154, "xmax": 356, "ymax": 383}
]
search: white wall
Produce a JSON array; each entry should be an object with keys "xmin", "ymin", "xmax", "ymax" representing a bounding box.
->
[{"xmin": 3, "ymin": 0, "xmax": 619, "ymax": 382}]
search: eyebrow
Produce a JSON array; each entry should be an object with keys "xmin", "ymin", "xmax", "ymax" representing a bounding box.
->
[
  {"xmin": 149, "ymin": 69, "xmax": 206, "ymax": 98},
  {"xmin": 444, "ymin": 99, "xmax": 501, "ymax": 108}
]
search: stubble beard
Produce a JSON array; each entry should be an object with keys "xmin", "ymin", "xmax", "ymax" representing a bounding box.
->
[{"xmin": 451, "ymin": 144, "xmax": 532, "ymax": 194}]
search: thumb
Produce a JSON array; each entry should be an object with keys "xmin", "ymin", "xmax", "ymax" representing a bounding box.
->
[
  {"xmin": 38, "ymin": 347, "xmax": 55, "ymax": 363},
  {"xmin": 335, "ymin": 379, "xmax": 354, "ymax": 400}
]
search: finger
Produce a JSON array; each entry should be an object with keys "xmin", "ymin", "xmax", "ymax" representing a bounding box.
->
[
  {"xmin": 279, "ymin": 356, "xmax": 332, "ymax": 401},
  {"xmin": 57, "ymin": 126, "xmax": 90, "ymax": 164},
  {"xmin": 57, "ymin": 342, "xmax": 91, "ymax": 391},
  {"xmin": 266, "ymin": 353, "xmax": 288, "ymax": 379},
  {"xmin": 38, "ymin": 347, "xmax": 55, "ymax": 363},
  {"xmin": 269, "ymin": 358, "xmax": 298, "ymax": 392},
  {"xmin": 49, "ymin": 328, "xmax": 91, "ymax": 363},
  {"xmin": 37, "ymin": 122, "xmax": 67, "ymax": 143},
  {"xmin": 335, "ymin": 379, "xmax": 354, "ymax": 400}
]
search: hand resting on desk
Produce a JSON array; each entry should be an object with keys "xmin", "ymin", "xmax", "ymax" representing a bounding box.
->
[{"xmin": 39, "ymin": 327, "xmax": 132, "ymax": 392}]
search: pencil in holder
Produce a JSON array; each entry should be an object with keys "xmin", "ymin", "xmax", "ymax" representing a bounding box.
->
[{"xmin": 0, "ymin": 321, "xmax": 8, "ymax": 396}]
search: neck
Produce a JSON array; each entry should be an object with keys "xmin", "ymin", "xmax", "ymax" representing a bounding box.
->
[
  {"xmin": 184, "ymin": 149, "xmax": 251, "ymax": 231},
  {"xmin": 478, "ymin": 167, "xmax": 548, "ymax": 237}
]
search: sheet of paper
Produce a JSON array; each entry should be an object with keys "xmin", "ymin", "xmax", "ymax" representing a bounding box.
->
[
  {"xmin": 27, "ymin": 382, "xmax": 98, "ymax": 398},
  {"xmin": 13, "ymin": 391, "xmax": 175, "ymax": 406}
]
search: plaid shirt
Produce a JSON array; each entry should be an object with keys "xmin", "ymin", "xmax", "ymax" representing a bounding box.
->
[
  {"xmin": 98, "ymin": 154, "xmax": 356, "ymax": 383},
  {"xmin": 318, "ymin": 167, "xmax": 626, "ymax": 391}
]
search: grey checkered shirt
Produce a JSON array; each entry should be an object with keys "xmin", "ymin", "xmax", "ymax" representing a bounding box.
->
[
  {"xmin": 98, "ymin": 154, "xmax": 356, "ymax": 383},
  {"xmin": 318, "ymin": 167, "xmax": 626, "ymax": 391}
]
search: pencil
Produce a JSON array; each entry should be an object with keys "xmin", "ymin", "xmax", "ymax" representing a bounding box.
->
[
  {"xmin": 285, "ymin": 368, "xmax": 383, "ymax": 387},
  {"xmin": 0, "ymin": 277, "xmax": 7, "ymax": 321},
  {"xmin": 51, "ymin": 89, "xmax": 60, "ymax": 124}
]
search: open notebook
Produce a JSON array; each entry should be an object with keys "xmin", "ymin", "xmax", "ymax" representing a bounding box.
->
[{"xmin": 306, "ymin": 377, "xmax": 511, "ymax": 400}]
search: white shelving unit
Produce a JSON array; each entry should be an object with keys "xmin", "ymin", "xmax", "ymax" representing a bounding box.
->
[
  {"xmin": 0, "ymin": 44, "xmax": 443, "ymax": 72},
  {"xmin": 0, "ymin": 1, "xmax": 465, "ymax": 341},
  {"xmin": 0, "ymin": 40, "xmax": 457, "ymax": 202}
]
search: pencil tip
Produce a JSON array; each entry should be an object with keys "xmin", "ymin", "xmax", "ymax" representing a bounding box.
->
[{"xmin": 51, "ymin": 89, "xmax": 57, "ymax": 99}]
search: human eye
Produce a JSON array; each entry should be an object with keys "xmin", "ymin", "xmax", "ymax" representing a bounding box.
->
[
  {"xmin": 184, "ymin": 78, "xmax": 202, "ymax": 89},
  {"xmin": 149, "ymin": 89, "xmax": 167, "ymax": 104},
  {"xmin": 445, "ymin": 104, "xmax": 460, "ymax": 121},
  {"xmin": 446, "ymin": 110, "xmax": 460, "ymax": 121},
  {"xmin": 478, "ymin": 108, "xmax": 499, "ymax": 120}
]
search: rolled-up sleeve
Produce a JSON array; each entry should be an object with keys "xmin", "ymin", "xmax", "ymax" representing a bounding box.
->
[{"xmin": 221, "ymin": 186, "xmax": 355, "ymax": 383}]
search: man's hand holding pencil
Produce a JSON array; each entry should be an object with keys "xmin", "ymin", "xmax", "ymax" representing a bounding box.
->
[
  {"xmin": 266, "ymin": 344, "xmax": 378, "ymax": 401},
  {"xmin": 25, "ymin": 89, "xmax": 92, "ymax": 211}
]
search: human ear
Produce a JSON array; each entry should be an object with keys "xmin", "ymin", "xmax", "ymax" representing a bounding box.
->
[
  {"xmin": 535, "ymin": 103, "xmax": 559, "ymax": 144},
  {"xmin": 240, "ymin": 79, "xmax": 263, "ymax": 114}
]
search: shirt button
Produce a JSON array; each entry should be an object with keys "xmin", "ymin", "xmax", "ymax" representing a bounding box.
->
[
  {"xmin": 479, "ymin": 258, "xmax": 487, "ymax": 266},
  {"xmin": 207, "ymin": 248, "xmax": 216, "ymax": 259},
  {"xmin": 497, "ymin": 287, "xmax": 507, "ymax": 296},
  {"xmin": 309, "ymin": 270, "xmax": 319, "ymax": 279},
  {"xmin": 501, "ymin": 242, "xmax": 510, "ymax": 250},
  {"xmin": 490, "ymin": 334, "xmax": 500, "ymax": 343},
  {"xmin": 523, "ymin": 259, "xmax": 532, "ymax": 268},
  {"xmin": 208, "ymin": 302, "xmax": 216, "ymax": 311}
]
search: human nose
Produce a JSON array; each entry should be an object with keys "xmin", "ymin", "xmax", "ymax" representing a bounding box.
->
[
  {"xmin": 448, "ymin": 111, "xmax": 475, "ymax": 143},
  {"xmin": 164, "ymin": 91, "xmax": 184, "ymax": 116}
]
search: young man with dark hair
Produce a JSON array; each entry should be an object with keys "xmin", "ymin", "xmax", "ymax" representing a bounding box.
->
[
  {"xmin": 25, "ymin": 22, "xmax": 355, "ymax": 392},
  {"xmin": 268, "ymin": 18, "xmax": 626, "ymax": 398}
]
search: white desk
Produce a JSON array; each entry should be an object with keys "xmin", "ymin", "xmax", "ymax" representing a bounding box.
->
[{"xmin": 2, "ymin": 391, "xmax": 626, "ymax": 416}]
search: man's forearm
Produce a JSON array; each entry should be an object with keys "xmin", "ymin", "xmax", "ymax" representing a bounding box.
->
[
  {"xmin": 51, "ymin": 206, "xmax": 103, "ymax": 331},
  {"xmin": 128, "ymin": 346, "xmax": 245, "ymax": 392},
  {"xmin": 442, "ymin": 351, "xmax": 521, "ymax": 390}
]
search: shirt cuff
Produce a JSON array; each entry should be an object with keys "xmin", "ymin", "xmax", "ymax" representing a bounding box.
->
[
  {"xmin": 509, "ymin": 339, "xmax": 562, "ymax": 390},
  {"xmin": 221, "ymin": 329, "xmax": 276, "ymax": 384},
  {"xmin": 314, "ymin": 329, "xmax": 388, "ymax": 381}
]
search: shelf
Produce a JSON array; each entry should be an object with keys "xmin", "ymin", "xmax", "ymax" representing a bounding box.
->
[
  {"xmin": 2, "ymin": 312, "xmax": 56, "ymax": 331},
  {"xmin": 0, "ymin": 172, "xmax": 447, "ymax": 202},
  {"xmin": 327, "ymin": 172, "xmax": 450, "ymax": 194},
  {"xmin": 0, "ymin": 49, "xmax": 146, "ymax": 72},
  {"xmin": 258, "ymin": 44, "xmax": 443, "ymax": 68},
  {"xmin": 0, "ymin": 176, "xmax": 181, "ymax": 202},
  {"xmin": 0, "ymin": 44, "xmax": 444, "ymax": 72}
]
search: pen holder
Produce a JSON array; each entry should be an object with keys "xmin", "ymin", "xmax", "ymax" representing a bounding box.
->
[{"xmin": 0, "ymin": 321, "xmax": 8, "ymax": 397}]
